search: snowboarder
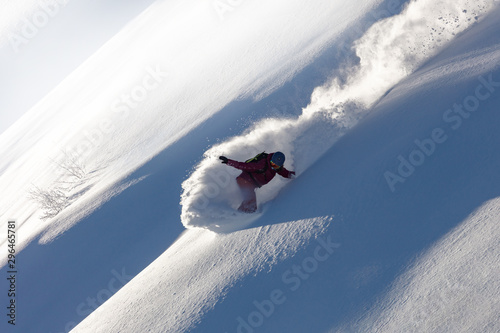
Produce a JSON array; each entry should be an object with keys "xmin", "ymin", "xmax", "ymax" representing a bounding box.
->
[{"xmin": 219, "ymin": 152, "xmax": 295, "ymax": 213}]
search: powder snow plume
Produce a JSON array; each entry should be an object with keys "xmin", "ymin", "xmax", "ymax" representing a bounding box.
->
[{"xmin": 180, "ymin": 0, "xmax": 496, "ymax": 231}]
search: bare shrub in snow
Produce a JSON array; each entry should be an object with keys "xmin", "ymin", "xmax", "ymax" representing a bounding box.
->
[
  {"xmin": 29, "ymin": 185, "xmax": 69, "ymax": 219},
  {"xmin": 30, "ymin": 150, "xmax": 89, "ymax": 219},
  {"xmin": 51, "ymin": 149, "xmax": 87, "ymax": 182}
]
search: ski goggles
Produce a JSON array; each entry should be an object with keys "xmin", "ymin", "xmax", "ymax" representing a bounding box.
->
[{"xmin": 270, "ymin": 161, "xmax": 281, "ymax": 170}]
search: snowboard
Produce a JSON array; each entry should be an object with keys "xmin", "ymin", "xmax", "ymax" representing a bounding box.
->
[{"xmin": 191, "ymin": 200, "xmax": 271, "ymax": 233}]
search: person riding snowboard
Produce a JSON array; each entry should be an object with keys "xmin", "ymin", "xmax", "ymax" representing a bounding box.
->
[{"xmin": 219, "ymin": 152, "xmax": 295, "ymax": 213}]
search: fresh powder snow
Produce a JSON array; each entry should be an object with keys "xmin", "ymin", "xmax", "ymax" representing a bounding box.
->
[{"xmin": 1, "ymin": 0, "xmax": 499, "ymax": 333}]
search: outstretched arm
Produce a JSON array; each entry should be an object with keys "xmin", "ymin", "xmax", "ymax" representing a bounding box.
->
[
  {"xmin": 219, "ymin": 156, "xmax": 268, "ymax": 172},
  {"xmin": 278, "ymin": 167, "xmax": 295, "ymax": 179}
]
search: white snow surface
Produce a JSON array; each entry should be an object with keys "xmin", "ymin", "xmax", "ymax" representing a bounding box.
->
[
  {"xmin": 0, "ymin": 0, "xmax": 157, "ymax": 134},
  {"xmin": 0, "ymin": 0, "xmax": 379, "ymax": 250},
  {"xmin": 181, "ymin": 0, "xmax": 496, "ymax": 231},
  {"xmin": 1, "ymin": 0, "xmax": 500, "ymax": 332},
  {"xmin": 336, "ymin": 199, "xmax": 500, "ymax": 333}
]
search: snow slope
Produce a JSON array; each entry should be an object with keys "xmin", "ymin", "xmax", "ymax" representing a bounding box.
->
[
  {"xmin": 340, "ymin": 199, "xmax": 500, "ymax": 332},
  {"xmin": 180, "ymin": 0, "xmax": 496, "ymax": 231},
  {"xmin": 0, "ymin": 0, "xmax": 157, "ymax": 134},
  {"xmin": 1, "ymin": 0, "xmax": 500, "ymax": 332},
  {"xmin": 1, "ymin": 0, "xmax": 385, "ymax": 332},
  {"xmin": 76, "ymin": 1, "xmax": 500, "ymax": 333},
  {"xmin": 0, "ymin": 0, "xmax": 381, "ymax": 252}
]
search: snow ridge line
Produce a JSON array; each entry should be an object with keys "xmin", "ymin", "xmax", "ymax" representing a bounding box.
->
[{"xmin": 180, "ymin": 0, "xmax": 496, "ymax": 230}]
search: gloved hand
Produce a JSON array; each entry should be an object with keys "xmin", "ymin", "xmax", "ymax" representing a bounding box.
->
[
  {"xmin": 219, "ymin": 156, "xmax": 228, "ymax": 164},
  {"xmin": 289, "ymin": 171, "xmax": 296, "ymax": 179}
]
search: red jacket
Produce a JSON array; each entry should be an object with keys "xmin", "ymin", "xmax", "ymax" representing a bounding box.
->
[{"xmin": 226, "ymin": 153, "xmax": 294, "ymax": 188}]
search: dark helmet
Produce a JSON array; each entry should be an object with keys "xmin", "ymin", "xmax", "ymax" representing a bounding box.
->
[{"xmin": 270, "ymin": 152, "xmax": 285, "ymax": 168}]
